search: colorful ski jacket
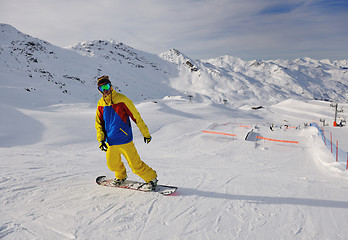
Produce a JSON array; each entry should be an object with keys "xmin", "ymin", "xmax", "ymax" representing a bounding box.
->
[{"xmin": 95, "ymin": 90, "xmax": 150, "ymax": 146}]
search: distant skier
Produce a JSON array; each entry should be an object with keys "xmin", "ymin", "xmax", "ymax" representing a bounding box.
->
[{"xmin": 95, "ymin": 75, "xmax": 157, "ymax": 190}]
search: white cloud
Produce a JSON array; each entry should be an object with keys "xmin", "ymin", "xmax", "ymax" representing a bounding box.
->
[{"xmin": 0, "ymin": 0, "xmax": 347, "ymax": 60}]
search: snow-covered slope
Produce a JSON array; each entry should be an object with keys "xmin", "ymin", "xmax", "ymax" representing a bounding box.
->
[
  {"xmin": 1, "ymin": 97, "xmax": 348, "ymax": 239},
  {"xmin": 1, "ymin": 23, "xmax": 347, "ymax": 108},
  {"xmin": 1, "ymin": 23, "xmax": 348, "ymax": 239},
  {"xmin": 160, "ymin": 50, "xmax": 348, "ymax": 107},
  {"xmin": 0, "ymin": 24, "xmax": 179, "ymax": 106}
]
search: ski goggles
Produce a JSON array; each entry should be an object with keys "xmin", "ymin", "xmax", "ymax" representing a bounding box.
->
[{"xmin": 98, "ymin": 83, "xmax": 111, "ymax": 92}]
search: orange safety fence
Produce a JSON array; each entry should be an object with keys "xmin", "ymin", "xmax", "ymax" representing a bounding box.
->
[
  {"xmin": 239, "ymin": 125, "xmax": 252, "ymax": 128},
  {"xmin": 202, "ymin": 130, "xmax": 236, "ymax": 137},
  {"xmin": 256, "ymin": 136, "xmax": 299, "ymax": 144}
]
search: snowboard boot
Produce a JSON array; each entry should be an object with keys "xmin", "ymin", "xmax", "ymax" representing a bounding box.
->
[
  {"xmin": 143, "ymin": 178, "xmax": 158, "ymax": 191},
  {"xmin": 113, "ymin": 177, "xmax": 127, "ymax": 186}
]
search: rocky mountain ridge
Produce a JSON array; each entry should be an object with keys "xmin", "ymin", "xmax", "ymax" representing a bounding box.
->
[{"xmin": 0, "ymin": 23, "xmax": 347, "ymax": 107}]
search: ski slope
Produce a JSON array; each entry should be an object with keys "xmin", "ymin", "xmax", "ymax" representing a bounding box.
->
[
  {"xmin": 1, "ymin": 97, "xmax": 347, "ymax": 239},
  {"xmin": 0, "ymin": 23, "xmax": 348, "ymax": 239}
]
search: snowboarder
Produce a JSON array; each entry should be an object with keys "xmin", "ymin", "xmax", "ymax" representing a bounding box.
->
[{"xmin": 95, "ymin": 75, "xmax": 158, "ymax": 190}]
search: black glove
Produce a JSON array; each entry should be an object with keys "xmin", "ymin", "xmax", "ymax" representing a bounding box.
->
[
  {"xmin": 99, "ymin": 140, "xmax": 108, "ymax": 151},
  {"xmin": 144, "ymin": 136, "xmax": 152, "ymax": 144}
]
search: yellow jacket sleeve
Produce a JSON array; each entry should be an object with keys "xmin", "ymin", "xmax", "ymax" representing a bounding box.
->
[
  {"xmin": 121, "ymin": 95, "xmax": 151, "ymax": 138},
  {"xmin": 95, "ymin": 100, "xmax": 106, "ymax": 142}
]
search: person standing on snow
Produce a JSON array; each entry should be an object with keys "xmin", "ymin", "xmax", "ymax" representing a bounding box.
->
[{"xmin": 95, "ymin": 75, "xmax": 158, "ymax": 190}]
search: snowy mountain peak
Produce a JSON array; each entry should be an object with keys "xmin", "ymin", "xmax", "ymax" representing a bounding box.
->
[
  {"xmin": 160, "ymin": 48, "xmax": 199, "ymax": 72},
  {"xmin": 0, "ymin": 23, "xmax": 347, "ymax": 108},
  {"xmin": 0, "ymin": 23, "xmax": 62, "ymax": 69},
  {"xmin": 68, "ymin": 39, "xmax": 130, "ymax": 57},
  {"xmin": 67, "ymin": 39, "xmax": 165, "ymax": 72},
  {"xmin": 0, "ymin": 23, "xmax": 30, "ymax": 45},
  {"xmin": 0, "ymin": 23, "xmax": 51, "ymax": 48}
]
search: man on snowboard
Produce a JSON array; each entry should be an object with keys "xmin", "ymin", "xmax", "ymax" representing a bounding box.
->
[{"xmin": 95, "ymin": 75, "xmax": 158, "ymax": 190}]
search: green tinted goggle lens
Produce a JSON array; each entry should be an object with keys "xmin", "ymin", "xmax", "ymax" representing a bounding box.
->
[{"xmin": 98, "ymin": 83, "xmax": 111, "ymax": 92}]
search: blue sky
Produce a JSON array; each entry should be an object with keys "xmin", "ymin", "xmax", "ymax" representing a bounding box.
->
[{"xmin": 0, "ymin": 0, "xmax": 347, "ymax": 60}]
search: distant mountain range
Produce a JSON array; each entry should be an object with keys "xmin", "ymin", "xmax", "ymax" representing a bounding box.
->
[{"xmin": 1, "ymin": 23, "xmax": 347, "ymax": 107}]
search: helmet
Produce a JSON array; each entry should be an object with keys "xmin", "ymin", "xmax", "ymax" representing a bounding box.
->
[{"xmin": 97, "ymin": 75, "xmax": 112, "ymax": 87}]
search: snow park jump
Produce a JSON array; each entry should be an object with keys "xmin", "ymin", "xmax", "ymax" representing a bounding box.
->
[
  {"xmin": 255, "ymin": 136, "xmax": 299, "ymax": 144},
  {"xmin": 202, "ymin": 130, "xmax": 237, "ymax": 137},
  {"xmin": 202, "ymin": 126, "xmax": 300, "ymax": 144}
]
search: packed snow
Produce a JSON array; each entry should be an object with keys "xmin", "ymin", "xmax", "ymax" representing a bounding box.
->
[{"xmin": 1, "ymin": 23, "xmax": 348, "ymax": 239}]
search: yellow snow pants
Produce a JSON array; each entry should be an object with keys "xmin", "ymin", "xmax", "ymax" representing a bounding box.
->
[{"xmin": 106, "ymin": 141, "xmax": 157, "ymax": 183}]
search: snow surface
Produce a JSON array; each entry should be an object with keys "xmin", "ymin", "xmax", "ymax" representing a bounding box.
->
[{"xmin": 1, "ymin": 23, "xmax": 348, "ymax": 239}]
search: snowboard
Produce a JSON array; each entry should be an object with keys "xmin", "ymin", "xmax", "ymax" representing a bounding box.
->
[{"xmin": 96, "ymin": 176, "xmax": 177, "ymax": 196}]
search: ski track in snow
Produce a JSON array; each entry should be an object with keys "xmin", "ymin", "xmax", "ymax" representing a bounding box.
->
[{"xmin": 0, "ymin": 99, "xmax": 348, "ymax": 239}]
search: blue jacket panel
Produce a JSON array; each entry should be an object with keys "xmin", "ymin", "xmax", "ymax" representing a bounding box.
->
[{"xmin": 103, "ymin": 105, "xmax": 133, "ymax": 145}]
